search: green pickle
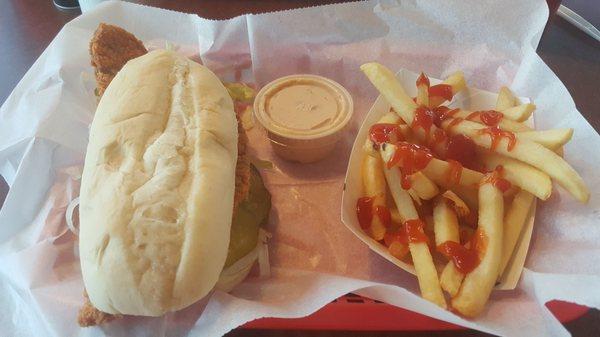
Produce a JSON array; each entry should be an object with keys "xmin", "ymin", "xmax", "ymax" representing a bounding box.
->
[
  {"xmin": 224, "ymin": 164, "xmax": 271, "ymax": 267},
  {"xmin": 225, "ymin": 82, "xmax": 256, "ymax": 103}
]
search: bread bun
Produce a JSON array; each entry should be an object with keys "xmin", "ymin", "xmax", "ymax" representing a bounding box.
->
[{"xmin": 79, "ymin": 50, "xmax": 238, "ymax": 316}]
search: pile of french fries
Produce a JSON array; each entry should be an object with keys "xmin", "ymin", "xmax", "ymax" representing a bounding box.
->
[{"xmin": 357, "ymin": 63, "xmax": 589, "ymax": 317}]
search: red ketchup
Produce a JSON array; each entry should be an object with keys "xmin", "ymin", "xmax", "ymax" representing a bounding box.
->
[
  {"xmin": 356, "ymin": 198, "xmax": 392, "ymax": 230},
  {"xmin": 445, "ymin": 134, "xmax": 479, "ymax": 171},
  {"xmin": 447, "ymin": 159, "xmax": 463, "ymax": 186},
  {"xmin": 416, "ymin": 72, "xmax": 430, "ymax": 87},
  {"xmin": 428, "ymin": 84, "xmax": 453, "ymax": 102},
  {"xmin": 412, "ymin": 107, "xmax": 435, "ymax": 135},
  {"xmin": 384, "ymin": 228, "xmax": 410, "ymax": 259},
  {"xmin": 375, "ymin": 205, "xmax": 392, "ymax": 228},
  {"xmin": 448, "ymin": 117, "xmax": 464, "ymax": 129},
  {"xmin": 404, "ymin": 219, "xmax": 429, "ymax": 244},
  {"xmin": 437, "ymin": 241, "xmax": 479, "ymax": 274},
  {"xmin": 387, "ymin": 142, "xmax": 433, "ymax": 189},
  {"xmin": 384, "ymin": 229, "xmax": 408, "ymax": 246},
  {"xmin": 437, "ymin": 229, "xmax": 487, "ymax": 274},
  {"xmin": 466, "ymin": 110, "xmax": 503, "ymax": 127},
  {"xmin": 481, "ymin": 165, "xmax": 512, "ymax": 193},
  {"xmin": 431, "ymin": 128, "xmax": 447, "ymax": 147},
  {"xmin": 369, "ymin": 123, "xmax": 403, "ymax": 148},
  {"xmin": 478, "ymin": 126, "xmax": 516, "ymax": 152},
  {"xmin": 410, "ymin": 106, "xmax": 459, "ymax": 148},
  {"xmin": 356, "ymin": 197, "xmax": 373, "ymax": 229},
  {"xmin": 431, "ymin": 106, "xmax": 460, "ymax": 127}
]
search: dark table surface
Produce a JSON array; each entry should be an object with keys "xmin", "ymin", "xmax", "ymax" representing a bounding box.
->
[{"xmin": 1, "ymin": 1, "xmax": 599, "ymax": 336}]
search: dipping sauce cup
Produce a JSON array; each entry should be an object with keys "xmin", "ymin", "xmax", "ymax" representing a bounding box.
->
[{"xmin": 254, "ymin": 74, "xmax": 353, "ymax": 163}]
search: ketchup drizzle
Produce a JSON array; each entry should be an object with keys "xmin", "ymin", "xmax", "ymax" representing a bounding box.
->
[
  {"xmin": 478, "ymin": 126, "xmax": 517, "ymax": 151},
  {"xmin": 428, "ymin": 84, "xmax": 453, "ymax": 101},
  {"xmin": 481, "ymin": 165, "xmax": 512, "ymax": 193},
  {"xmin": 416, "ymin": 72, "xmax": 430, "ymax": 87},
  {"xmin": 447, "ymin": 159, "xmax": 463, "ymax": 186},
  {"xmin": 432, "ymin": 106, "xmax": 460, "ymax": 126},
  {"xmin": 375, "ymin": 205, "xmax": 392, "ymax": 228},
  {"xmin": 437, "ymin": 241, "xmax": 479, "ymax": 274},
  {"xmin": 412, "ymin": 107, "xmax": 435, "ymax": 135},
  {"xmin": 384, "ymin": 229, "xmax": 408, "ymax": 246},
  {"xmin": 466, "ymin": 110, "xmax": 503, "ymax": 127},
  {"xmin": 404, "ymin": 219, "xmax": 429, "ymax": 244},
  {"xmin": 387, "ymin": 142, "xmax": 433, "ymax": 189},
  {"xmin": 448, "ymin": 117, "xmax": 464, "ymax": 129},
  {"xmin": 356, "ymin": 197, "xmax": 373, "ymax": 229},
  {"xmin": 369, "ymin": 123, "xmax": 403, "ymax": 148},
  {"xmin": 445, "ymin": 134, "xmax": 479, "ymax": 171},
  {"xmin": 437, "ymin": 229, "xmax": 487, "ymax": 274}
]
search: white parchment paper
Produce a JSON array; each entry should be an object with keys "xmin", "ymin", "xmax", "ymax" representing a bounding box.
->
[{"xmin": 0, "ymin": 1, "xmax": 599, "ymax": 336}]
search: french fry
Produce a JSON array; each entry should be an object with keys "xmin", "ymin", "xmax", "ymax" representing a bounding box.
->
[
  {"xmin": 378, "ymin": 111, "xmax": 402, "ymax": 124},
  {"xmin": 379, "ymin": 150, "xmax": 446, "ymax": 309},
  {"xmin": 381, "ymin": 162, "xmax": 419, "ymax": 221},
  {"xmin": 361, "ymin": 63, "xmax": 449, "ymax": 154},
  {"xmin": 377, "ymin": 142, "xmax": 439, "ymax": 201},
  {"xmin": 390, "ymin": 207, "xmax": 403, "ymax": 224},
  {"xmin": 451, "ymin": 109, "xmax": 531, "ymax": 132},
  {"xmin": 440, "ymin": 261, "xmax": 465, "ymax": 297},
  {"xmin": 410, "ymin": 242, "xmax": 447, "ymax": 309},
  {"xmin": 379, "ymin": 142, "xmax": 483, "ymax": 189},
  {"xmin": 407, "ymin": 188, "xmax": 423, "ymax": 206},
  {"xmin": 362, "ymin": 154, "xmax": 387, "ymax": 240},
  {"xmin": 441, "ymin": 117, "xmax": 589, "ymax": 203},
  {"xmin": 495, "ymin": 86, "xmax": 519, "ymax": 111},
  {"xmin": 422, "ymin": 158, "xmax": 483, "ymax": 188},
  {"xmin": 516, "ymin": 128, "xmax": 573, "ymax": 151},
  {"xmin": 452, "ymin": 181, "xmax": 504, "ymax": 317},
  {"xmin": 361, "ymin": 63, "xmax": 418, "ymax": 124},
  {"xmin": 499, "ymin": 190, "xmax": 535, "ymax": 277},
  {"xmin": 429, "ymin": 71, "xmax": 466, "ymax": 107},
  {"xmin": 389, "ymin": 241, "xmax": 410, "ymax": 260},
  {"xmin": 362, "ymin": 140, "xmax": 378, "ymax": 157},
  {"xmin": 433, "ymin": 197, "xmax": 460, "ymax": 246},
  {"xmin": 501, "ymin": 103, "xmax": 536, "ymax": 122},
  {"xmin": 363, "ymin": 112, "xmax": 415, "ymax": 156},
  {"xmin": 408, "ymin": 171, "xmax": 439, "ymax": 200},
  {"xmin": 440, "ymin": 190, "xmax": 470, "ymax": 217},
  {"xmin": 362, "ymin": 112, "xmax": 407, "ymax": 156},
  {"xmin": 416, "ymin": 73, "xmax": 429, "ymax": 107},
  {"xmin": 479, "ymin": 152, "xmax": 552, "ymax": 200},
  {"xmin": 434, "ymin": 196, "xmax": 467, "ymax": 296}
]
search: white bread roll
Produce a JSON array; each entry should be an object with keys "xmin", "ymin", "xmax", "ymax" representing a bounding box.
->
[{"xmin": 79, "ymin": 50, "xmax": 238, "ymax": 316}]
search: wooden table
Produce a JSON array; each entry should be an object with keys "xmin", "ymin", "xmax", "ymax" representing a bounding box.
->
[{"xmin": 0, "ymin": 1, "xmax": 598, "ymax": 336}]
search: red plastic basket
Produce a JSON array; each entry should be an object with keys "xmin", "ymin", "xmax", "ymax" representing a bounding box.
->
[{"xmin": 243, "ymin": 293, "xmax": 588, "ymax": 331}]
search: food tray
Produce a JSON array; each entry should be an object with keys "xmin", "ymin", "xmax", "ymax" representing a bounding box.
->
[{"xmin": 244, "ymin": 294, "xmax": 588, "ymax": 331}]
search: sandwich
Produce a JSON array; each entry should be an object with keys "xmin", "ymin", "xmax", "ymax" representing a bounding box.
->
[{"xmin": 78, "ymin": 24, "xmax": 270, "ymax": 326}]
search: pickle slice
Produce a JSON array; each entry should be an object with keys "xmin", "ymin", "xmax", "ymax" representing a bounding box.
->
[{"xmin": 224, "ymin": 164, "xmax": 271, "ymax": 267}]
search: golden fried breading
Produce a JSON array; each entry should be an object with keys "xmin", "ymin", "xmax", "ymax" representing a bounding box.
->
[
  {"xmin": 80, "ymin": 23, "xmax": 251, "ymax": 327},
  {"xmin": 89, "ymin": 23, "xmax": 147, "ymax": 96},
  {"xmin": 234, "ymin": 119, "xmax": 251, "ymax": 210},
  {"xmin": 77, "ymin": 292, "xmax": 119, "ymax": 327}
]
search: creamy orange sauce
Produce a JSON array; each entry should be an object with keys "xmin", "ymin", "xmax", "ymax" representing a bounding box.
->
[{"xmin": 264, "ymin": 79, "xmax": 343, "ymax": 134}]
